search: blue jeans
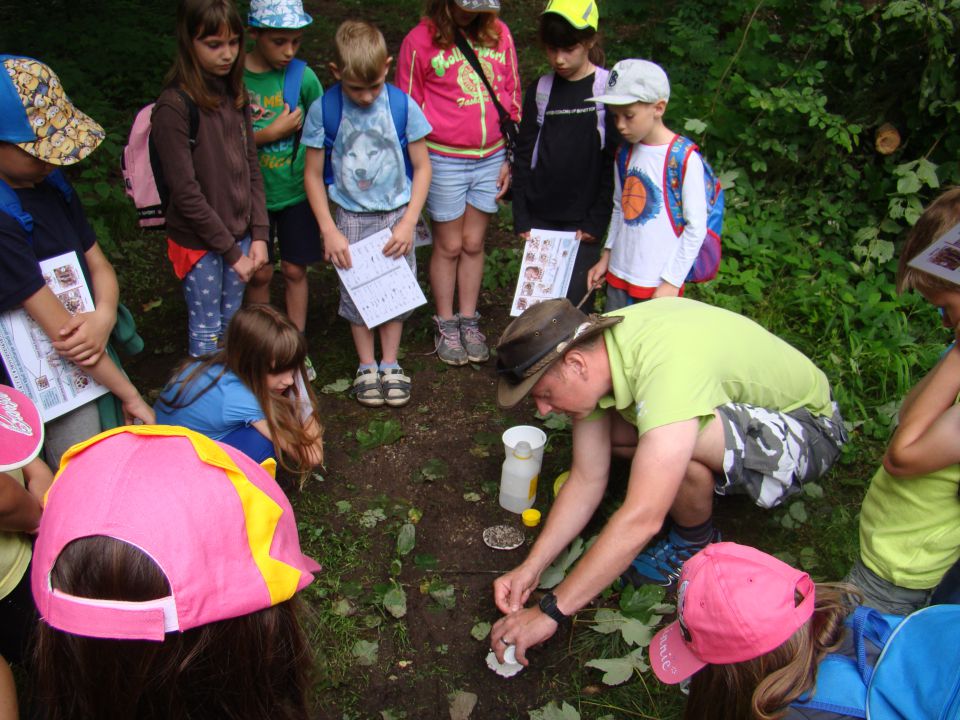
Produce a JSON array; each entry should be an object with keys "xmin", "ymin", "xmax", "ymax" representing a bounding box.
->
[{"xmin": 183, "ymin": 236, "xmax": 251, "ymax": 356}]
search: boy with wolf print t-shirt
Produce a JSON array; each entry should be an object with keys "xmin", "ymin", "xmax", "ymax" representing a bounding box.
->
[{"xmin": 303, "ymin": 20, "xmax": 431, "ymax": 408}]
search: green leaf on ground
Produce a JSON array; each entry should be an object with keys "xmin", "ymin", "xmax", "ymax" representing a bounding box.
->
[
  {"xmin": 428, "ymin": 580, "xmax": 456, "ymax": 609},
  {"xmin": 590, "ymin": 608, "xmax": 656, "ymax": 647},
  {"xmin": 359, "ymin": 508, "xmax": 387, "ymax": 528},
  {"xmin": 352, "ymin": 639, "xmax": 379, "ymax": 666},
  {"xmin": 539, "ymin": 537, "xmax": 585, "ymax": 589},
  {"xmin": 529, "ymin": 701, "xmax": 581, "ymax": 720},
  {"xmin": 419, "ymin": 458, "xmax": 448, "ymax": 482},
  {"xmin": 585, "ymin": 647, "xmax": 649, "ymax": 686},
  {"xmin": 470, "ymin": 621, "xmax": 491, "ymax": 640},
  {"xmin": 414, "ymin": 553, "xmax": 438, "ymax": 570},
  {"xmin": 321, "ymin": 377, "xmax": 351, "ymax": 394},
  {"xmin": 356, "ymin": 419, "xmax": 403, "ymax": 450},
  {"xmin": 383, "ymin": 582, "xmax": 407, "ymax": 618},
  {"xmin": 396, "ymin": 523, "xmax": 416, "ymax": 556},
  {"xmin": 335, "ymin": 500, "xmax": 352, "ymax": 515},
  {"xmin": 448, "ymin": 690, "xmax": 478, "ymax": 720},
  {"xmin": 463, "ymin": 492, "xmax": 481, "ymax": 503}
]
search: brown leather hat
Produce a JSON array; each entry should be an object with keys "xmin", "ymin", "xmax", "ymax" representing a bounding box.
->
[{"xmin": 495, "ymin": 299, "xmax": 622, "ymax": 408}]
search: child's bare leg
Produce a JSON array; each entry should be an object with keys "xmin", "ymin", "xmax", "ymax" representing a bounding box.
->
[
  {"xmin": 430, "ymin": 215, "xmax": 466, "ymax": 319},
  {"xmin": 378, "ymin": 320, "xmax": 403, "ymax": 364},
  {"xmin": 455, "ymin": 205, "xmax": 490, "ymax": 318},
  {"xmin": 350, "ymin": 323, "xmax": 377, "ymax": 366},
  {"xmin": 245, "ymin": 264, "xmax": 273, "ymax": 305},
  {"xmin": 281, "ymin": 260, "xmax": 308, "ymax": 332}
]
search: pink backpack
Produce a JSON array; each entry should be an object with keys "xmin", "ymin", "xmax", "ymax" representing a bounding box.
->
[{"xmin": 121, "ymin": 90, "xmax": 198, "ymax": 230}]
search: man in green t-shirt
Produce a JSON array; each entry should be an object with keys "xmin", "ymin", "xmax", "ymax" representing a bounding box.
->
[{"xmin": 488, "ymin": 297, "xmax": 845, "ymax": 666}]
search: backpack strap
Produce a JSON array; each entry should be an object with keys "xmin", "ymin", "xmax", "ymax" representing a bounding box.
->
[
  {"xmin": 0, "ymin": 177, "xmax": 34, "ymax": 238},
  {"xmin": 282, "ymin": 58, "xmax": 307, "ymax": 111},
  {"xmin": 320, "ymin": 83, "xmax": 344, "ymax": 186},
  {"xmin": 283, "ymin": 59, "xmax": 308, "ymax": 174},
  {"xmin": 663, "ymin": 134, "xmax": 697, "ymax": 237},
  {"xmin": 173, "ymin": 89, "xmax": 200, "ymax": 149},
  {"xmin": 385, "ymin": 83, "xmax": 413, "ymax": 181},
  {"xmin": 530, "ymin": 73, "xmax": 553, "ymax": 169},
  {"xmin": 592, "ymin": 67, "xmax": 609, "ymax": 149},
  {"xmin": 0, "ymin": 170, "xmax": 73, "ymax": 243}
]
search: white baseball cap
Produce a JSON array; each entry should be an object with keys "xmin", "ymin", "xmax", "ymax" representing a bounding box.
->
[{"xmin": 587, "ymin": 59, "xmax": 670, "ymax": 105}]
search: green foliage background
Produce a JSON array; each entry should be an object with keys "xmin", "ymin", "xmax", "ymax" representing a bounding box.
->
[{"xmin": 3, "ymin": 1, "xmax": 960, "ymax": 715}]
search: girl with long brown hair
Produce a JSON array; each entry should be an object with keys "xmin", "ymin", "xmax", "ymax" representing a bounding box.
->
[
  {"xmin": 151, "ymin": 0, "xmax": 270, "ymax": 358},
  {"xmin": 155, "ymin": 304, "xmax": 323, "ymax": 473}
]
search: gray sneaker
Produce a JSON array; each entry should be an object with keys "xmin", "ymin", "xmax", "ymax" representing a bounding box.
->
[
  {"xmin": 434, "ymin": 315, "xmax": 468, "ymax": 366},
  {"xmin": 458, "ymin": 313, "xmax": 489, "ymax": 363}
]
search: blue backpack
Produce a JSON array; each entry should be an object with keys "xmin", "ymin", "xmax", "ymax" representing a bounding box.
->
[
  {"xmin": 791, "ymin": 604, "xmax": 960, "ymax": 719},
  {"xmin": 615, "ymin": 134, "xmax": 723, "ymax": 283},
  {"xmin": 320, "ymin": 82, "xmax": 412, "ymax": 186},
  {"xmin": 0, "ymin": 169, "xmax": 73, "ymax": 242}
]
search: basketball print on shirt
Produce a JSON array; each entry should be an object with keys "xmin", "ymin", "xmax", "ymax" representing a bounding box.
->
[{"xmin": 621, "ymin": 167, "xmax": 661, "ymax": 226}]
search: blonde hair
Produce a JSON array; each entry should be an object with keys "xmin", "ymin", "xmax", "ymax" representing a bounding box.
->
[
  {"xmin": 425, "ymin": 0, "xmax": 501, "ymax": 49},
  {"xmin": 157, "ymin": 305, "xmax": 323, "ymax": 473},
  {"xmin": 897, "ymin": 187, "xmax": 960, "ymax": 295},
  {"xmin": 333, "ymin": 20, "xmax": 389, "ymax": 84},
  {"xmin": 683, "ymin": 583, "xmax": 857, "ymax": 720}
]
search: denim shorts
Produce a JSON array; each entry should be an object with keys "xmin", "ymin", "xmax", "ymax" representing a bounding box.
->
[{"xmin": 426, "ymin": 150, "xmax": 504, "ymax": 222}]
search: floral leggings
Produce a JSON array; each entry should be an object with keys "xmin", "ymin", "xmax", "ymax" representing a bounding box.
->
[{"xmin": 182, "ymin": 236, "xmax": 251, "ymax": 357}]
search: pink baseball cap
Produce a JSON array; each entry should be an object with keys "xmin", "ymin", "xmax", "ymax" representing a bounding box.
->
[
  {"xmin": 32, "ymin": 425, "xmax": 321, "ymax": 641},
  {"xmin": 0, "ymin": 384, "xmax": 44, "ymax": 472},
  {"xmin": 649, "ymin": 542, "xmax": 815, "ymax": 684}
]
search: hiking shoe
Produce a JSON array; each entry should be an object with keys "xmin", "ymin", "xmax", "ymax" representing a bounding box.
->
[
  {"xmin": 621, "ymin": 528, "xmax": 721, "ymax": 591},
  {"xmin": 380, "ymin": 368, "xmax": 412, "ymax": 408},
  {"xmin": 352, "ymin": 368, "xmax": 384, "ymax": 407},
  {"xmin": 304, "ymin": 354, "xmax": 317, "ymax": 382},
  {"xmin": 434, "ymin": 315, "xmax": 468, "ymax": 366},
  {"xmin": 458, "ymin": 312, "xmax": 489, "ymax": 363}
]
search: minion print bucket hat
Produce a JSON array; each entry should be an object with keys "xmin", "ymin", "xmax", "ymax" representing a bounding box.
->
[{"xmin": 0, "ymin": 55, "xmax": 105, "ymax": 165}]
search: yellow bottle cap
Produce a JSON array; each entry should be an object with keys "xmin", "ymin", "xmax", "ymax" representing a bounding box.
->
[{"xmin": 522, "ymin": 508, "xmax": 541, "ymax": 527}]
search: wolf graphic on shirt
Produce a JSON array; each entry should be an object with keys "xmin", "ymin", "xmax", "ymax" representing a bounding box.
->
[{"xmin": 335, "ymin": 113, "xmax": 406, "ymax": 208}]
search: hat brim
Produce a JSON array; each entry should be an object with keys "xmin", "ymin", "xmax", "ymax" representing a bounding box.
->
[
  {"xmin": 586, "ymin": 93, "xmax": 657, "ymax": 105},
  {"xmin": 454, "ymin": 0, "xmax": 501, "ymax": 10},
  {"xmin": 542, "ymin": 8, "xmax": 597, "ymax": 29},
  {"xmin": 17, "ymin": 109, "xmax": 105, "ymax": 166},
  {"xmin": 495, "ymin": 316, "xmax": 620, "ymax": 409},
  {"xmin": 249, "ymin": 13, "xmax": 313, "ymax": 28},
  {"xmin": 649, "ymin": 621, "xmax": 707, "ymax": 685}
]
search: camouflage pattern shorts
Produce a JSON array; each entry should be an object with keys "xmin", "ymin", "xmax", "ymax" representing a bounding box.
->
[{"xmin": 715, "ymin": 402, "xmax": 847, "ymax": 509}]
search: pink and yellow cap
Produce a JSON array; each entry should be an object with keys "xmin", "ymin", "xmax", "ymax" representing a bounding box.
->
[{"xmin": 32, "ymin": 425, "xmax": 321, "ymax": 641}]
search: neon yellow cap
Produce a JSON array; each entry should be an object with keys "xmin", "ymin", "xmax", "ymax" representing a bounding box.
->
[
  {"xmin": 522, "ymin": 508, "xmax": 542, "ymax": 527},
  {"xmin": 543, "ymin": 0, "xmax": 599, "ymax": 30}
]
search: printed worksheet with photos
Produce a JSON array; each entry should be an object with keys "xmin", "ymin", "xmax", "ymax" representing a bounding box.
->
[
  {"xmin": 907, "ymin": 220, "xmax": 960, "ymax": 285},
  {"xmin": 510, "ymin": 229, "xmax": 580, "ymax": 317},
  {"xmin": 336, "ymin": 228, "xmax": 428, "ymax": 328},
  {"xmin": 0, "ymin": 251, "xmax": 109, "ymax": 422}
]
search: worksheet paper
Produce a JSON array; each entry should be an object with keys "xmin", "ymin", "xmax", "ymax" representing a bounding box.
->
[
  {"xmin": 336, "ymin": 228, "xmax": 427, "ymax": 328},
  {"xmin": 907, "ymin": 220, "xmax": 960, "ymax": 286},
  {"xmin": 0, "ymin": 251, "xmax": 108, "ymax": 422},
  {"xmin": 510, "ymin": 229, "xmax": 580, "ymax": 316}
]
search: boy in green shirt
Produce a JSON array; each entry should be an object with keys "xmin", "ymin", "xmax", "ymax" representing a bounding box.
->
[{"xmin": 243, "ymin": 0, "xmax": 323, "ymax": 377}]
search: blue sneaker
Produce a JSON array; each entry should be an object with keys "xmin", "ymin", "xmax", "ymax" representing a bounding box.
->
[{"xmin": 621, "ymin": 528, "xmax": 721, "ymax": 591}]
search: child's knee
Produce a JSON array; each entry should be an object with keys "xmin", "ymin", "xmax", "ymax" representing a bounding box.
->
[{"xmin": 281, "ymin": 261, "xmax": 307, "ymax": 283}]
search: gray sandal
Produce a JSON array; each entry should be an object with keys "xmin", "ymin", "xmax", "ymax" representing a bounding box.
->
[
  {"xmin": 379, "ymin": 368, "xmax": 411, "ymax": 408},
  {"xmin": 352, "ymin": 368, "xmax": 384, "ymax": 407}
]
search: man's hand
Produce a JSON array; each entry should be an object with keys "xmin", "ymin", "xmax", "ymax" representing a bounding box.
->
[
  {"xmin": 490, "ymin": 606, "xmax": 558, "ymax": 666},
  {"xmin": 53, "ymin": 310, "xmax": 114, "ymax": 366},
  {"xmin": 323, "ymin": 229, "xmax": 353, "ymax": 269},
  {"xmin": 493, "ymin": 563, "xmax": 541, "ymax": 615}
]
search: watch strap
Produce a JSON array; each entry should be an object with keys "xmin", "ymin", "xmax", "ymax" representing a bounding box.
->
[{"xmin": 539, "ymin": 591, "xmax": 569, "ymax": 624}]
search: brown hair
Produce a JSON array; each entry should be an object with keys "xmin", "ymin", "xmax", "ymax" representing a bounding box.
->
[
  {"xmin": 32, "ymin": 537, "xmax": 313, "ymax": 720},
  {"xmin": 538, "ymin": 12, "xmax": 605, "ymax": 67},
  {"xmin": 333, "ymin": 20, "xmax": 390, "ymax": 84},
  {"xmin": 683, "ymin": 584, "xmax": 856, "ymax": 720},
  {"xmin": 425, "ymin": 0, "xmax": 501, "ymax": 49},
  {"xmin": 157, "ymin": 304, "xmax": 324, "ymax": 473},
  {"xmin": 897, "ymin": 187, "xmax": 960, "ymax": 295},
  {"xmin": 165, "ymin": 0, "xmax": 247, "ymax": 110}
]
